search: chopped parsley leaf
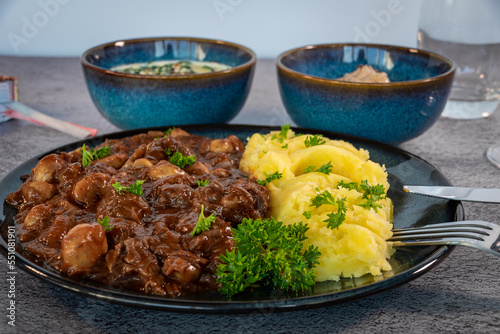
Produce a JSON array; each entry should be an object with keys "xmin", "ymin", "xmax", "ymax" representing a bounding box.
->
[
  {"xmin": 190, "ymin": 205, "xmax": 216, "ymax": 236},
  {"xmin": 337, "ymin": 180, "xmax": 360, "ymax": 191},
  {"xmin": 304, "ymin": 134, "xmax": 326, "ymax": 147},
  {"xmin": 127, "ymin": 180, "xmax": 145, "ymax": 196},
  {"xmin": 278, "ymin": 124, "xmax": 291, "ymax": 141},
  {"xmin": 97, "ymin": 216, "xmax": 114, "ymax": 232},
  {"xmin": 358, "ymin": 180, "xmax": 386, "ymax": 212},
  {"xmin": 309, "ymin": 188, "xmax": 347, "ymax": 230},
  {"xmin": 112, "ymin": 182, "xmax": 128, "ymax": 194},
  {"xmin": 271, "ymin": 124, "xmax": 291, "ymax": 143},
  {"xmin": 310, "ymin": 188, "xmax": 337, "ymax": 208},
  {"xmin": 112, "ymin": 180, "xmax": 145, "ymax": 196},
  {"xmin": 304, "ymin": 165, "xmax": 316, "ymax": 173},
  {"xmin": 256, "ymin": 171, "xmax": 283, "ymax": 186},
  {"xmin": 314, "ymin": 161, "xmax": 333, "ymax": 175},
  {"xmin": 304, "ymin": 161, "xmax": 333, "ymax": 175},
  {"xmin": 163, "ymin": 127, "xmax": 175, "ymax": 137},
  {"xmin": 302, "ymin": 211, "xmax": 312, "ymax": 219},
  {"xmin": 197, "ymin": 179, "xmax": 210, "ymax": 187},
  {"xmin": 81, "ymin": 144, "xmax": 111, "ymax": 167},
  {"xmin": 336, "ymin": 180, "xmax": 387, "ymax": 212},
  {"xmin": 324, "ymin": 198, "xmax": 347, "ymax": 229},
  {"xmin": 169, "ymin": 151, "xmax": 196, "ymax": 169}
]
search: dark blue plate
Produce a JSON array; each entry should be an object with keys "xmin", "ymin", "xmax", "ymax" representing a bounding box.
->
[{"xmin": 0, "ymin": 124, "xmax": 462, "ymax": 313}]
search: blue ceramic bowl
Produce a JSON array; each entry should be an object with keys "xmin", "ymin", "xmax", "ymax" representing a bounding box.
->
[
  {"xmin": 277, "ymin": 43, "xmax": 456, "ymax": 145},
  {"xmin": 82, "ymin": 37, "xmax": 256, "ymax": 129}
]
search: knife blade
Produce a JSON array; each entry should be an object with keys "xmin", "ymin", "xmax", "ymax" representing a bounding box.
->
[{"xmin": 403, "ymin": 185, "xmax": 500, "ymax": 203}]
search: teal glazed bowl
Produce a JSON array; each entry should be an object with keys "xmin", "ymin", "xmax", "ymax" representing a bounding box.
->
[
  {"xmin": 277, "ymin": 43, "xmax": 456, "ymax": 145},
  {"xmin": 82, "ymin": 37, "xmax": 256, "ymax": 129}
]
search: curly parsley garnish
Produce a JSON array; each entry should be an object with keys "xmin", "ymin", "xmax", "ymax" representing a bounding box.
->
[
  {"xmin": 81, "ymin": 144, "xmax": 111, "ymax": 167},
  {"xmin": 190, "ymin": 205, "xmax": 216, "ymax": 236},
  {"xmin": 217, "ymin": 217, "xmax": 320, "ymax": 297},
  {"xmin": 310, "ymin": 188, "xmax": 347, "ymax": 230},
  {"xmin": 168, "ymin": 151, "xmax": 196, "ymax": 169},
  {"xmin": 256, "ymin": 171, "xmax": 283, "ymax": 186},
  {"xmin": 97, "ymin": 216, "xmax": 114, "ymax": 232},
  {"xmin": 304, "ymin": 134, "xmax": 326, "ymax": 148},
  {"xmin": 112, "ymin": 180, "xmax": 145, "ymax": 196},
  {"xmin": 337, "ymin": 180, "xmax": 386, "ymax": 212}
]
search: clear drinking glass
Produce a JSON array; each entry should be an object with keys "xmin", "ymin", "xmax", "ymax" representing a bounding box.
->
[
  {"xmin": 418, "ymin": 0, "xmax": 500, "ymax": 168},
  {"xmin": 417, "ymin": 0, "xmax": 500, "ymax": 120}
]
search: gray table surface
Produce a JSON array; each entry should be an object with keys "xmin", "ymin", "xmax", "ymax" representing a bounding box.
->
[{"xmin": 0, "ymin": 56, "xmax": 499, "ymax": 334}]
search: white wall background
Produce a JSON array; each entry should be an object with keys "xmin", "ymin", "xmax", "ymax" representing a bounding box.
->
[{"xmin": 0, "ymin": 0, "xmax": 422, "ymax": 58}]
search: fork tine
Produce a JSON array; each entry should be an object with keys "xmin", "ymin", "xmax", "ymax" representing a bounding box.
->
[
  {"xmin": 392, "ymin": 220, "xmax": 495, "ymax": 233},
  {"xmin": 388, "ymin": 220, "xmax": 500, "ymax": 257},
  {"xmin": 389, "ymin": 232, "xmax": 486, "ymax": 242},
  {"xmin": 389, "ymin": 237, "xmax": 485, "ymax": 248},
  {"xmin": 390, "ymin": 220, "xmax": 494, "ymax": 241},
  {"xmin": 391, "ymin": 227, "xmax": 490, "ymax": 238},
  {"xmin": 392, "ymin": 227, "xmax": 491, "ymax": 237}
]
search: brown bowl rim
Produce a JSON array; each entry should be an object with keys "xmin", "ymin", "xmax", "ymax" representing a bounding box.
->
[
  {"xmin": 276, "ymin": 43, "xmax": 456, "ymax": 88},
  {"xmin": 81, "ymin": 37, "xmax": 256, "ymax": 81}
]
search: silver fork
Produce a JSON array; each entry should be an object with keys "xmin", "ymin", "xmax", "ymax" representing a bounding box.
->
[{"xmin": 389, "ymin": 221, "xmax": 500, "ymax": 257}]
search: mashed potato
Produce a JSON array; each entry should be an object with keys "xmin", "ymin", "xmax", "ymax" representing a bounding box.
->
[{"xmin": 240, "ymin": 128, "xmax": 394, "ymax": 281}]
